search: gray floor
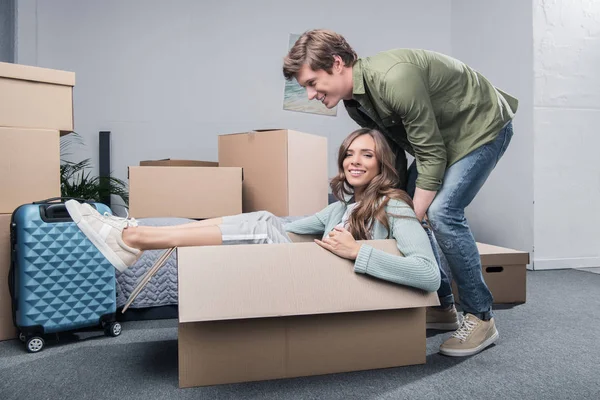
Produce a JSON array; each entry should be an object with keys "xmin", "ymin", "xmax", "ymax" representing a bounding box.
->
[
  {"xmin": 578, "ymin": 267, "xmax": 600, "ymax": 274},
  {"xmin": 1, "ymin": 269, "xmax": 599, "ymax": 400}
]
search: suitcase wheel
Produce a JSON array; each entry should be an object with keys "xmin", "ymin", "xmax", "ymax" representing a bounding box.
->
[
  {"xmin": 104, "ymin": 322, "xmax": 122, "ymax": 337},
  {"xmin": 26, "ymin": 336, "xmax": 45, "ymax": 353},
  {"xmin": 18, "ymin": 332, "xmax": 26, "ymax": 343}
]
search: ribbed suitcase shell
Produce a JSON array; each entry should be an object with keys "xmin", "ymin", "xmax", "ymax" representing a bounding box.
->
[{"xmin": 11, "ymin": 203, "xmax": 117, "ymax": 335}]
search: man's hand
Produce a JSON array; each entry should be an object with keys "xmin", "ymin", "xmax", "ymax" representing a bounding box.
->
[
  {"xmin": 315, "ymin": 226, "xmax": 361, "ymax": 260},
  {"xmin": 413, "ymin": 187, "xmax": 438, "ymax": 222}
]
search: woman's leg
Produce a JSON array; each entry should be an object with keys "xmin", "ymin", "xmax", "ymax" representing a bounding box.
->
[
  {"xmin": 145, "ymin": 211, "xmax": 281, "ymax": 231},
  {"xmin": 123, "ymin": 225, "xmax": 223, "ymax": 250},
  {"xmin": 147, "ymin": 217, "xmax": 223, "ymax": 230}
]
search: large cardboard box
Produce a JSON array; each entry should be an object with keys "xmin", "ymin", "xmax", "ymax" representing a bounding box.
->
[
  {"xmin": 0, "ymin": 127, "xmax": 61, "ymax": 214},
  {"xmin": 177, "ymin": 239, "xmax": 439, "ymax": 388},
  {"xmin": 139, "ymin": 159, "xmax": 218, "ymax": 167},
  {"xmin": 218, "ymin": 129, "xmax": 328, "ymax": 217},
  {"xmin": 0, "ymin": 214, "xmax": 17, "ymax": 341},
  {"xmin": 452, "ymin": 242, "xmax": 530, "ymax": 304},
  {"xmin": 0, "ymin": 62, "xmax": 75, "ymax": 134},
  {"xmin": 128, "ymin": 166, "xmax": 242, "ymax": 219}
]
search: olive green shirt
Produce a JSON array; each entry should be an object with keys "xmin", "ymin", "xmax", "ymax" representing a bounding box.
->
[{"xmin": 344, "ymin": 49, "xmax": 518, "ymax": 191}]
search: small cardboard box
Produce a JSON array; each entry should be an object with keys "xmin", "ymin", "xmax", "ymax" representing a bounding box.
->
[
  {"xmin": 452, "ymin": 242, "xmax": 530, "ymax": 304},
  {"xmin": 218, "ymin": 129, "xmax": 328, "ymax": 217},
  {"xmin": 177, "ymin": 239, "xmax": 439, "ymax": 388},
  {"xmin": 0, "ymin": 214, "xmax": 18, "ymax": 341},
  {"xmin": 0, "ymin": 62, "xmax": 75, "ymax": 134},
  {"xmin": 139, "ymin": 159, "xmax": 218, "ymax": 167},
  {"xmin": 0, "ymin": 127, "xmax": 61, "ymax": 214},
  {"xmin": 128, "ymin": 166, "xmax": 242, "ymax": 219}
]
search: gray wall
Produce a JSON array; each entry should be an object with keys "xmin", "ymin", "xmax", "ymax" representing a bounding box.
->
[
  {"xmin": 0, "ymin": 0, "xmax": 15, "ymax": 62},
  {"xmin": 15, "ymin": 0, "xmax": 452, "ymax": 180},
  {"xmin": 451, "ymin": 0, "xmax": 534, "ymax": 257},
  {"xmin": 15, "ymin": 0, "xmax": 537, "ymax": 255}
]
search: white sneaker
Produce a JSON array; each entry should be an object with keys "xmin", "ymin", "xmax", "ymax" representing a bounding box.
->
[{"xmin": 65, "ymin": 200, "xmax": 142, "ymax": 272}]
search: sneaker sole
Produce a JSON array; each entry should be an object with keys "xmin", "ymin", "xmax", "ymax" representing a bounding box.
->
[
  {"xmin": 65, "ymin": 200, "xmax": 129, "ymax": 273},
  {"xmin": 427, "ymin": 322, "xmax": 461, "ymax": 330},
  {"xmin": 439, "ymin": 329, "xmax": 499, "ymax": 357}
]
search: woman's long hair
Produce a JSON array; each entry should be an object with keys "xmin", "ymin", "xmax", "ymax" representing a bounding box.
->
[{"xmin": 330, "ymin": 128, "xmax": 415, "ymax": 240}]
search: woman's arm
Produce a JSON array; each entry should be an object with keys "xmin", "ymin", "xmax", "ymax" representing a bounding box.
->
[
  {"xmin": 284, "ymin": 203, "xmax": 337, "ymax": 236},
  {"xmin": 353, "ymin": 206, "xmax": 441, "ymax": 292}
]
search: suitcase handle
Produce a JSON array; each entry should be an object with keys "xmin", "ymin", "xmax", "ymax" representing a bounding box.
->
[
  {"xmin": 33, "ymin": 197, "xmax": 94, "ymax": 204},
  {"xmin": 44, "ymin": 204, "xmax": 72, "ymax": 220}
]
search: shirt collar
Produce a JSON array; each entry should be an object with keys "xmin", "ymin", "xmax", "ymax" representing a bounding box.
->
[{"xmin": 352, "ymin": 59, "xmax": 366, "ymax": 96}]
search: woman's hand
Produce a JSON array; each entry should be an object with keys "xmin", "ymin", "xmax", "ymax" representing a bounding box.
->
[{"xmin": 315, "ymin": 226, "xmax": 361, "ymax": 260}]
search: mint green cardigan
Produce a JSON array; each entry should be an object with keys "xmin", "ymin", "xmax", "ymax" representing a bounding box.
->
[{"xmin": 284, "ymin": 199, "xmax": 441, "ymax": 292}]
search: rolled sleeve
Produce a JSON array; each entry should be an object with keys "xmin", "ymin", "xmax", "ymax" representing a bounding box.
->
[
  {"xmin": 354, "ymin": 244, "xmax": 372, "ymax": 274},
  {"xmin": 381, "ymin": 63, "xmax": 447, "ymax": 191}
]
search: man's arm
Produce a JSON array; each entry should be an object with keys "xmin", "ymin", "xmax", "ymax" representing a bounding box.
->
[
  {"xmin": 413, "ymin": 187, "xmax": 437, "ymax": 222},
  {"xmin": 380, "ymin": 63, "xmax": 447, "ymax": 217}
]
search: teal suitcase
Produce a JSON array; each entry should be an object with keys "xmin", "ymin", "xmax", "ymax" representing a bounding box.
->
[{"xmin": 9, "ymin": 198, "xmax": 122, "ymax": 353}]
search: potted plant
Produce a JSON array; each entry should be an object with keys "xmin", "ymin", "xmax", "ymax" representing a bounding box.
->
[{"xmin": 60, "ymin": 132, "xmax": 129, "ymax": 206}]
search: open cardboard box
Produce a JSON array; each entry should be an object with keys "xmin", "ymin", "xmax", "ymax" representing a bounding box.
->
[
  {"xmin": 177, "ymin": 234, "xmax": 439, "ymax": 388},
  {"xmin": 0, "ymin": 62, "xmax": 75, "ymax": 134}
]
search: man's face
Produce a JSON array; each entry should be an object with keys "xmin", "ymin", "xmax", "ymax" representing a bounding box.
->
[{"xmin": 295, "ymin": 59, "xmax": 351, "ymax": 109}]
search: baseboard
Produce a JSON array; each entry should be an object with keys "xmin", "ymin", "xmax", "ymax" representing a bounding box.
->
[{"xmin": 533, "ymin": 256, "xmax": 600, "ymax": 270}]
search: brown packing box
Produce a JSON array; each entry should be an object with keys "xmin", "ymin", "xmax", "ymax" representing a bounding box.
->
[
  {"xmin": 139, "ymin": 159, "xmax": 218, "ymax": 167},
  {"xmin": 0, "ymin": 62, "xmax": 75, "ymax": 134},
  {"xmin": 452, "ymin": 242, "xmax": 530, "ymax": 304},
  {"xmin": 0, "ymin": 214, "xmax": 17, "ymax": 341},
  {"xmin": 128, "ymin": 166, "xmax": 242, "ymax": 219},
  {"xmin": 218, "ymin": 129, "xmax": 328, "ymax": 217},
  {"xmin": 0, "ymin": 127, "xmax": 61, "ymax": 214},
  {"xmin": 177, "ymin": 239, "xmax": 439, "ymax": 388}
]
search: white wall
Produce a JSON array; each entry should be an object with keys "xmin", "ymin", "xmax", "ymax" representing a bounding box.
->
[
  {"xmin": 450, "ymin": 1, "xmax": 534, "ymax": 256},
  {"xmin": 533, "ymin": 0, "xmax": 600, "ymax": 269},
  {"xmin": 15, "ymin": 0, "xmax": 452, "ymax": 183},
  {"xmin": 0, "ymin": 0, "xmax": 15, "ymax": 62}
]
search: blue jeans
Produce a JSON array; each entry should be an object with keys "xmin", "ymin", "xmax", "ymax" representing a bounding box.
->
[{"xmin": 407, "ymin": 122, "xmax": 514, "ymax": 320}]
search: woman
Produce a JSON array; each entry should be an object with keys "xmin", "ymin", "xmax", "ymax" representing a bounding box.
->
[{"xmin": 65, "ymin": 128, "xmax": 441, "ymax": 292}]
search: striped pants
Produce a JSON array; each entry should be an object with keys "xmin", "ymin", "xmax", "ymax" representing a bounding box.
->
[{"xmin": 219, "ymin": 211, "xmax": 293, "ymax": 245}]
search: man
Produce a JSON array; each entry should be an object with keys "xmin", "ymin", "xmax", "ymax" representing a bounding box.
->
[{"xmin": 283, "ymin": 29, "xmax": 518, "ymax": 357}]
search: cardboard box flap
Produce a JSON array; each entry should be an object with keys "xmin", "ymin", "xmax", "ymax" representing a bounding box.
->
[
  {"xmin": 178, "ymin": 240, "xmax": 439, "ymax": 323},
  {"xmin": 0, "ymin": 61, "xmax": 75, "ymax": 86},
  {"xmin": 219, "ymin": 129, "xmax": 287, "ymax": 137},
  {"xmin": 477, "ymin": 242, "xmax": 530, "ymax": 266},
  {"xmin": 139, "ymin": 159, "xmax": 218, "ymax": 167}
]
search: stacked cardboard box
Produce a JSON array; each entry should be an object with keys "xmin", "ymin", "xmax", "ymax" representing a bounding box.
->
[
  {"xmin": 218, "ymin": 129, "xmax": 329, "ymax": 217},
  {"xmin": 128, "ymin": 160, "xmax": 243, "ymax": 219},
  {"xmin": 0, "ymin": 61, "xmax": 75, "ymax": 340},
  {"xmin": 453, "ymin": 243, "xmax": 530, "ymax": 304}
]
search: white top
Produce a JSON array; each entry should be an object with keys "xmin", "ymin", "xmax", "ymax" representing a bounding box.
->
[{"xmin": 336, "ymin": 202, "xmax": 359, "ymax": 230}]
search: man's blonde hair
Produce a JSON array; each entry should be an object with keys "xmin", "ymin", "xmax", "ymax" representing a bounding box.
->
[{"xmin": 282, "ymin": 29, "xmax": 357, "ymax": 80}]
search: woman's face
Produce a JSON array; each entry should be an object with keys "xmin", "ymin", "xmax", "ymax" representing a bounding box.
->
[{"xmin": 342, "ymin": 134, "xmax": 380, "ymax": 194}]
